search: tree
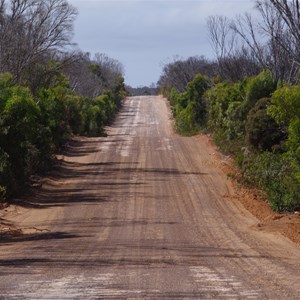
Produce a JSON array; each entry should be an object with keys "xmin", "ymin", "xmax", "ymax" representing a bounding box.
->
[
  {"xmin": 207, "ymin": 15, "xmax": 262, "ymax": 81},
  {"xmin": 267, "ymin": 0, "xmax": 300, "ymax": 82},
  {"xmin": 207, "ymin": 15, "xmax": 236, "ymax": 77},
  {"xmin": 207, "ymin": 2, "xmax": 300, "ymax": 82},
  {"xmin": 62, "ymin": 51, "xmax": 102, "ymax": 99},
  {"xmin": 158, "ymin": 56, "xmax": 216, "ymax": 93},
  {"xmin": 253, "ymin": 0, "xmax": 295, "ymax": 82},
  {"xmin": 93, "ymin": 53, "xmax": 124, "ymax": 91},
  {"xmin": 269, "ymin": 0, "xmax": 300, "ymax": 51},
  {"xmin": 61, "ymin": 51, "xmax": 124, "ymax": 99},
  {"xmin": 268, "ymin": 85, "xmax": 300, "ymax": 157},
  {"xmin": 246, "ymin": 98, "xmax": 287, "ymax": 151},
  {"xmin": 0, "ymin": 84, "xmax": 41, "ymax": 190},
  {"xmin": 0, "ymin": 0, "xmax": 78, "ymax": 82}
]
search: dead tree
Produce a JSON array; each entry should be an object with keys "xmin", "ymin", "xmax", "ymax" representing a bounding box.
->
[{"xmin": 0, "ymin": 0, "xmax": 78, "ymax": 82}]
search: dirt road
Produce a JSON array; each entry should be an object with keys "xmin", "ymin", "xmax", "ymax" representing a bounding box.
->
[{"xmin": 1, "ymin": 96, "xmax": 300, "ymax": 299}]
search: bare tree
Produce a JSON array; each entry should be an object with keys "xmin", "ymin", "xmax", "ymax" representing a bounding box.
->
[
  {"xmin": 93, "ymin": 53, "xmax": 124, "ymax": 91},
  {"xmin": 207, "ymin": 0, "xmax": 300, "ymax": 83},
  {"xmin": 207, "ymin": 15, "xmax": 235, "ymax": 62},
  {"xmin": 58, "ymin": 51, "xmax": 99, "ymax": 98},
  {"xmin": 207, "ymin": 15, "xmax": 262, "ymax": 81},
  {"xmin": 61, "ymin": 51, "xmax": 124, "ymax": 99},
  {"xmin": 230, "ymin": 13, "xmax": 267, "ymax": 68},
  {"xmin": 158, "ymin": 56, "xmax": 216, "ymax": 93},
  {"xmin": 254, "ymin": 1, "xmax": 292, "ymax": 81},
  {"xmin": 254, "ymin": 0, "xmax": 300, "ymax": 82},
  {"xmin": 269, "ymin": 0, "xmax": 300, "ymax": 49},
  {"xmin": 0, "ymin": 0, "xmax": 77, "ymax": 82}
]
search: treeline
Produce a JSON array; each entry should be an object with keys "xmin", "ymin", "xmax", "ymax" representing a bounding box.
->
[
  {"xmin": 158, "ymin": 0, "xmax": 300, "ymax": 212},
  {"xmin": 0, "ymin": 0, "xmax": 126, "ymax": 202},
  {"xmin": 126, "ymin": 84, "xmax": 158, "ymax": 96},
  {"xmin": 207, "ymin": 0, "xmax": 300, "ymax": 84}
]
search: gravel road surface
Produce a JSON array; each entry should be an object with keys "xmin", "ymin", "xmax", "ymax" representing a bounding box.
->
[{"xmin": 0, "ymin": 96, "xmax": 300, "ymax": 299}]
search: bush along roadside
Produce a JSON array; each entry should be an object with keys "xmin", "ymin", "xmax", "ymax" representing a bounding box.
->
[
  {"xmin": 160, "ymin": 70, "xmax": 300, "ymax": 212},
  {"xmin": 167, "ymin": 74, "xmax": 211, "ymax": 135},
  {"xmin": 0, "ymin": 73, "xmax": 126, "ymax": 203}
]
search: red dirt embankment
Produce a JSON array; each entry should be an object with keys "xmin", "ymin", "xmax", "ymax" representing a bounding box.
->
[{"xmin": 196, "ymin": 134, "xmax": 300, "ymax": 246}]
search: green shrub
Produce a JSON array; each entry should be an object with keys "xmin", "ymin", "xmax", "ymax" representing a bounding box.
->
[
  {"xmin": 1, "ymin": 86, "xmax": 40, "ymax": 185},
  {"xmin": 167, "ymin": 74, "xmax": 211, "ymax": 134},
  {"xmin": 205, "ymin": 80, "xmax": 246, "ymax": 138},
  {"xmin": 168, "ymin": 87, "xmax": 180, "ymax": 107},
  {"xmin": 265, "ymin": 84, "xmax": 300, "ymax": 210},
  {"xmin": 38, "ymin": 87, "xmax": 70, "ymax": 147},
  {"xmin": 224, "ymin": 101, "xmax": 244, "ymax": 140},
  {"xmin": 165, "ymin": 70, "xmax": 299, "ymax": 212},
  {"xmin": 176, "ymin": 103, "xmax": 198, "ymax": 135},
  {"xmin": 268, "ymin": 85, "xmax": 300, "ymax": 157},
  {"xmin": 244, "ymin": 69, "xmax": 275, "ymax": 111},
  {"xmin": 246, "ymin": 98, "xmax": 287, "ymax": 151},
  {"xmin": 242, "ymin": 152, "xmax": 300, "ymax": 211},
  {"xmin": 0, "ymin": 73, "xmax": 14, "ymax": 110},
  {"xmin": 0, "ymin": 185, "xmax": 6, "ymax": 203},
  {"xmin": 64, "ymin": 95, "xmax": 85, "ymax": 135},
  {"xmin": 0, "ymin": 71, "xmax": 126, "ymax": 201}
]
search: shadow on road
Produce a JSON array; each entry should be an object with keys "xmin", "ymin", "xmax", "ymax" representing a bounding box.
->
[
  {"xmin": 10, "ymin": 135, "xmax": 207, "ymax": 211},
  {"xmin": 0, "ymin": 242, "xmax": 270, "ymax": 268},
  {"xmin": 0, "ymin": 231, "xmax": 83, "ymax": 245}
]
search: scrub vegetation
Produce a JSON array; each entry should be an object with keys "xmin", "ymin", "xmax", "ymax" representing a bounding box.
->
[
  {"xmin": 158, "ymin": 0, "xmax": 300, "ymax": 211},
  {"xmin": 0, "ymin": 0, "xmax": 126, "ymax": 202}
]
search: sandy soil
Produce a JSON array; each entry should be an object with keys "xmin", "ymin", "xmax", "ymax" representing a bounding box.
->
[{"xmin": 195, "ymin": 134, "xmax": 300, "ymax": 245}]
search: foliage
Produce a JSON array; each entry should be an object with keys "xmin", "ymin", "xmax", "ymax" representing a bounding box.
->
[
  {"xmin": 161, "ymin": 63, "xmax": 299, "ymax": 211},
  {"xmin": 0, "ymin": 72, "xmax": 126, "ymax": 200},
  {"xmin": 246, "ymin": 98, "xmax": 287, "ymax": 151},
  {"xmin": 242, "ymin": 152, "xmax": 300, "ymax": 211},
  {"xmin": 165, "ymin": 74, "xmax": 211, "ymax": 135},
  {"xmin": 158, "ymin": 56, "xmax": 217, "ymax": 94},
  {"xmin": 268, "ymin": 85, "xmax": 300, "ymax": 158},
  {"xmin": 267, "ymin": 84, "xmax": 300, "ymax": 210},
  {"xmin": 126, "ymin": 84, "xmax": 158, "ymax": 96},
  {"xmin": 0, "ymin": 83, "xmax": 41, "ymax": 193},
  {"xmin": 205, "ymin": 70, "xmax": 276, "ymax": 143},
  {"xmin": 207, "ymin": 1, "xmax": 300, "ymax": 83},
  {"xmin": 205, "ymin": 79, "xmax": 247, "ymax": 140},
  {"xmin": 243, "ymin": 70, "xmax": 276, "ymax": 112},
  {"xmin": 0, "ymin": 1, "xmax": 127, "ymax": 202}
]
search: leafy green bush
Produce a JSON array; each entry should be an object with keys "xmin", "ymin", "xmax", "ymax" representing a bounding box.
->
[
  {"xmin": 164, "ymin": 69, "xmax": 299, "ymax": 212},
  {"xmin": 168, "ymin": 87, "xmax": 180, "ymax": 107},
  {"xmin": 176, "ymin": 103, "xmax": 198, "ymax": 135},
  {"xmin": 246, "ymin": 98, "xmax": 287, "ymax": 151},
  {"xmin": 242, "ymin": 152, "xmax": 300, "ymax": 211},
  {"xmin": 0, "ymin": 73, "xmax": 14, "ymax": 109},
  {"xmin": 0, "ymin": 185, "xmax": 6, "ymax": 203},
  {"xmin": 266, "ymin": 84, "xmax": 300, "ymax": 210},
  {"xmin": 268, "ymin": 85, "xmax": 300, "ymax": 158},
  {"xmin": 1, "ymin": 85, "xmax": 40, "ymax": 190},
  {"xmin": 224, "ymin": 101, "xmax": 245, "ymax": 140},
  {"xmin": 243, "ymin": 69, "xmax": 276, "ymax": 112},
  {"xmin": 205, "ymin": 80, "xmax": 246, "ymax": 139},
  {"xmin": 167, "ymin": 74, "xmax": 211, "ymax": 134},
  {"xmin": 0, "ymin": 71, "xmax": 126, "ymax": 201},
  {"xmin": 186, "ymin": 74, "xmax": 211, "ymax": 125},
  {"xmin": 38, "ymin": 86, "xmax": 72, "ymax": 148}
]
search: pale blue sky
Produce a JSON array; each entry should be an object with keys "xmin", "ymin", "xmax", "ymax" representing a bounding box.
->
[{"xmin": 68, "ymin": 0, "xmax": 255, "ymax": 87}]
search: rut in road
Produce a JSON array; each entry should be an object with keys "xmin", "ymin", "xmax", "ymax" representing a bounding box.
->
[{"xmin": 0, "ymin": 96, "xmax": 300, "ymax": 299}]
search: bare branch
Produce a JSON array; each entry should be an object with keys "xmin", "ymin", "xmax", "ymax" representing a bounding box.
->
[{"xmin": 0, "ymin": 0, "xmax": 78, "ymax": 81}]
